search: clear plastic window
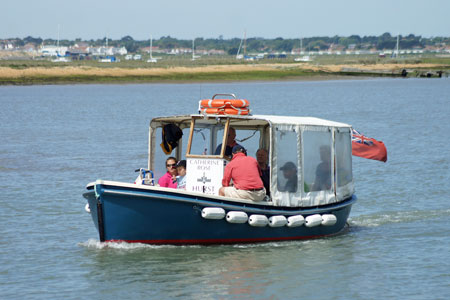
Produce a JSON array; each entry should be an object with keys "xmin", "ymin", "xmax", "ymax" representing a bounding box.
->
[
  {"xmin": 303, "ymin": 130, "xmax": 332, "ymax": 192},
  {"xmin": 213, "ymin": 127, "xmax": 261, "ymax": 157},
  {"xmin": 213, "ymin": 127, "xmax": 228, "ymax": 156},
  {"xmin": 276, "ymin": 128, "xmax": 299, "ymax": 193},
  {"xmin": 335, "ymin": 130, "xmax": 353, "ymax": 187},
  {"xmin": 188, "ymin": 119, "xmax": 226, "ymax": 156},
  {"xmin": 235, "ymin": 129, "xmax": 261, "ymax": 158},
  {"xmin": 190, "ymin": 126, "xmax": 212, "ymax": 155}
]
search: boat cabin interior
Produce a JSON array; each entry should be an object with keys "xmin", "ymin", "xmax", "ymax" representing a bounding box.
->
[{"xmin": 147, "ymin": 113, "xmax": 354, "ymax": 208}]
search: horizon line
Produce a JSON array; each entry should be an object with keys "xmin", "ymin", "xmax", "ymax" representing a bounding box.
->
[{"xmin": 2, "ymin": 33, "xmax": 450, "ymax": 41}]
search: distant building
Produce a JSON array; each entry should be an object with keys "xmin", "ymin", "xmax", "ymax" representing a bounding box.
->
[
  {"xmin": 141, "ymin": 46, "xmax": 161, "ymax": 54},
  {"xmin": 89, "ymin": 46, "xmax": 127, "ymax": 56},
  {"xmin": 5, "ymin": 43, "xmax": 14, "ymax": 50},
  {"xmin": 168, "ymin": 48, "xmax": 191, "ymax": 55},
  {"xmin": 66, "ymin": 48, "xmax": 89, "ymax": 60},
  {"xmin": 39, "ymin": 45, "xmax": 68, "ymax": 56},
  {"xmin": 23, "ymin": 43, "xmax": 37, "ymax": 53},
  {"xmin": 114, "ymin": 47, "xmax": 127, "ymax": 55},
  {"xmin": 207, "ymin": 49, "xmax": 226, "ymax": 55}
]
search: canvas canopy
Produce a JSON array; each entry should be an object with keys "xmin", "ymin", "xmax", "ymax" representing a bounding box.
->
[{"xmin": 148, "ymin": 114, "xmax": 354, "ymax": 207}]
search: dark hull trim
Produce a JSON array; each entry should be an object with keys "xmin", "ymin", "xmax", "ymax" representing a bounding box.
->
[{"xmin": 84, "ymin": 181, "xmax": 356, "ymax": 245}]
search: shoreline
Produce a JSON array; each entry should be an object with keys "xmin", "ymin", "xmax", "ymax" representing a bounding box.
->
[{"xmin": 0, "ymin": 63, "xmax": 448, "ymax": 85}]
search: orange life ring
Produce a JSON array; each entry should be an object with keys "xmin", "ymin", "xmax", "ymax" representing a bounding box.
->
[
  {"xmin": 200, "ymin": 99, "xmax": 249, "ymax": 109},
  {"xmin": 200, "ymin": 107, "xmax": 250, "ymax": 115}
]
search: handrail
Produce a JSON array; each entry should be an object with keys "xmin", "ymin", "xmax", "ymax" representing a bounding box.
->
[{"xmin": 212, "ymin": 93, "xmax": 236, "ymax": 99}]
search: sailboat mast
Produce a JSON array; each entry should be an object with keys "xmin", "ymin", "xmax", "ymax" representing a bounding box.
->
[
  {"xmin": 396, "ymin": 35, "xmax": 399, "ymax": 58},
  {"xmin": 243, "ymin": 30, "xmax": 247, "ymax": 57},
  {"xmin": 300, "ymin": 37, "xmax": 303, "ymax": 54},
  {"xmin": 57, "ymin": 24, "xmax": 60, "ymax": 48},
  {"xmin": 56, "ymin": 24, "xmax": 60, "ymax": 55},
  {"xmin": 236, "ymin": 32, "xmax": 244, "ymax": 59},
  {"xmin": 150, "ymin": 35, "xmax": 153, "ymax": 59}
]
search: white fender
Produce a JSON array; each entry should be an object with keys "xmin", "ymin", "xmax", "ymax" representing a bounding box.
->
[
  {"xmin": 85, "ymin": 203, "xmax": 91, "ymax": 213},
  {"xmin": 226, "ymin": 211, "xmax": 248, "ymax": 223},
  {"xmin": 287, "ymin": 215, "xmax": 304, "ymax": 227},
  {"xmin": 269, "ymin": 215, "xmax": 287, "ymax": 227},
  {"xmin": 248, "ymin": 215, "xmax": 269, "ymax": 227},
  {"xmin": 305, "ymin": 214, "xmax": 322, "ymax": 227},
  {"xmin": 321, "ymin": 214, "xmax": 337, "ymax": 226},
  {"xmin": 201, "ymin": 207, "xmax": 226, "ymax": 219}
]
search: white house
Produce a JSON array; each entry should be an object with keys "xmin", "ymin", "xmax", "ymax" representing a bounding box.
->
[{"xmin": 39, "ymin": 45, "xmax": 68, "ymax": 56}]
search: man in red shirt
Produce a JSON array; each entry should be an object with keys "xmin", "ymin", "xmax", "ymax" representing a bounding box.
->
[{"xmin": 219, "ymin": 145, "xmax": 266, "ymax": 201}]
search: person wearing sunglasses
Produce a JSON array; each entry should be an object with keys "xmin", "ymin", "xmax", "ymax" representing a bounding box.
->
[{"xmin": 158, "ymin": 156, "xmax": 178, "ymax": 188}]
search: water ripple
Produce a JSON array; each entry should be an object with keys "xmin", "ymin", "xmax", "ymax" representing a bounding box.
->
[{"xmin": 349, "ymin": 208, "xmax": 450, "ymax": 228}]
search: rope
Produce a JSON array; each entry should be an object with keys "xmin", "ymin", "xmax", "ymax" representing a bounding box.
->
[{"xmin": 236, "ymin": 129, "xmax": 258, "ymax": 143}]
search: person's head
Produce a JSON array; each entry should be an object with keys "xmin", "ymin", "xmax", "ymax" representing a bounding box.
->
[
  {"xmin": 232, "ymin": 144, "xmax": 246, "ymax": 156},
  {"xmin": 165, "ymin": 156, "xmax": 178, "ymax": 175},
  {"xmin": 256, "ymin": 148, "xmax": 269, "ymax": 166},
  {"xmin": 226, "ymin": 127, "xmax": 236, "ymax": 146},
  {"xmin": 320, "ymin": 145, "xmax": 331, "ymax": 162},
  {"xmin": 280, "ymin": 161, "xmax": 297, "ymax": 179},
  {"xmin": 176, "ymin": 160, "xmax": 186, "ymax": 177}
]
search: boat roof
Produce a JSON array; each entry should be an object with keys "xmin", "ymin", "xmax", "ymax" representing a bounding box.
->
[
  {"xmin": 150, "ymin": 114, "xmax": 352, "ymax": 128},
  {"xmin": 252, "ymin": 114, "xmax": 351, "ymax": 127}
]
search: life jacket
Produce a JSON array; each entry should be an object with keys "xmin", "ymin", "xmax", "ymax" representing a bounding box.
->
[{"xmin": 160, "ymin": 124, "xmax": 183, "ymax": 154}]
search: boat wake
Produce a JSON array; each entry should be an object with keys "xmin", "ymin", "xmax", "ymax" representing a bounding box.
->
[
  {"xmin": 348, "ymin": 208, "xmax": 450, "ymax": 228},
  {"xmin": 78, "ymin": 238, "xmax": 304, "ymax": 250},
  {"xmin": 78, "ymin": 239, "xmax": 199, "ymax": 250},
  {"xmin": 78, "ymin": 237, "xmax": 347, "ymax": 250}
]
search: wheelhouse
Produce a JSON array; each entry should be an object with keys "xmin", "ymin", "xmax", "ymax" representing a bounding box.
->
[{"xmin": 148, "ymin": 114, "xmax": 354, "ymax": 208}]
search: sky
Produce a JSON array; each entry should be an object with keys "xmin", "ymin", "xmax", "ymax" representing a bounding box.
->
[{"xmin": 2, "ymin": 0, "xmax": 450, "ymax": 40}]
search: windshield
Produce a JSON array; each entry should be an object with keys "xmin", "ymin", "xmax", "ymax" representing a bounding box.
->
[
  {"xmin": 188, "ymin": 118, "xmax": 226, "ymax": 156},
  {"xmin": 187, "ymin": 118, "xmax": 262, "ymax": 159}
]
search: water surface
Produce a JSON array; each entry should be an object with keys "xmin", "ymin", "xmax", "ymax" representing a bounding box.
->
[{"xmin": 1, "ymin": 78, "xmax": 449, "ymax": 299}]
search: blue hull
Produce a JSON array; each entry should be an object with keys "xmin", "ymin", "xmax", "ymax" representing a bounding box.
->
[{"xmin": 83, "ymin": 181, "xmax": 356, "ymax": 245}]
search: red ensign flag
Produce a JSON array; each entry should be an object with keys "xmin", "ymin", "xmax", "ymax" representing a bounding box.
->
[{"xmin": 351, "ymin": 129, "xmax": 387, "ymax": 162}]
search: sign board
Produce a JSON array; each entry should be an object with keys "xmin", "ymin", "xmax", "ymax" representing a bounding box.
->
[{"xmin": 186, "ymin": 158, "xmax": 225, "ymax": 195}]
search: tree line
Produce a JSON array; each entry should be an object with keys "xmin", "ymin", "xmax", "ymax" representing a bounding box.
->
[{"xmin": 5, "ymin": 33, "xmax": 449, "ymax": 54}]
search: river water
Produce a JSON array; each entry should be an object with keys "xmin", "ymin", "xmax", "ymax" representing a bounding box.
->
[{"xmin": 1, "ymin": 78, "xmax": 449, "ymax": 299}]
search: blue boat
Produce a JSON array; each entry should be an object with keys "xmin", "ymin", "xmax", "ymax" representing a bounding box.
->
[{"xmin": 83, "ymin": 94, "xmax": 356, "ymax": 245}]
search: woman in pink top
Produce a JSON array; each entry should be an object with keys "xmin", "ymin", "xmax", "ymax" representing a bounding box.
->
[{"xmin": 158, "ymin": 157, "xmax": 178, "ymax": 188}]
